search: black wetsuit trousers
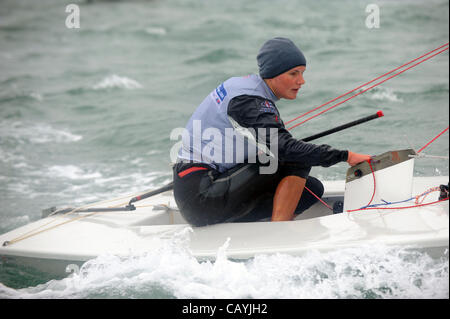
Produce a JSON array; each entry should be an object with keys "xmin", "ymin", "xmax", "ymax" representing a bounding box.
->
[{"xmin": 173, "ymin": 161, "xmax": 324, "ymax": 227}]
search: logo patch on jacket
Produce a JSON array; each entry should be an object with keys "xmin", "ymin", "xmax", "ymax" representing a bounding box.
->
[
  {"xmin": 259, "ymin": 100, "xmax": 276, "ymax": 113},
  {"xmin": 211, "ymin": 83, "xmax": 228, "ymax": 105}
]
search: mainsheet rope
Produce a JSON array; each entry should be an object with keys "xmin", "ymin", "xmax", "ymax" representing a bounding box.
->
[{"xmin": 285, "ymin": 43, "xmax": 449, "ymax": 131}]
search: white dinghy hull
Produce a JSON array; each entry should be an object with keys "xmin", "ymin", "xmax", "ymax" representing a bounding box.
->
[
  {"xmin": 0, "ymin": 176, "xmax": 448, "ymax": 277},
  {"xmin": 1, "ymin": 149, "xmax": 449, "ymax": 277}
]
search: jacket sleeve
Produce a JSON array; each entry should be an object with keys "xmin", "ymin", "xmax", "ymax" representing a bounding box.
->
[{"xmin": 227, "ymin": 95, "xmax": 348, "ymax": 167}]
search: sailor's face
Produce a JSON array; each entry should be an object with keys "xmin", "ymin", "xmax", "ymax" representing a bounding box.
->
[{"xmin": 270, "ymin": 66, "xmax": 306, "ymax": 100}]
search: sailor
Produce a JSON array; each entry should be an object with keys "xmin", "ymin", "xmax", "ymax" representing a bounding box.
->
[{"xmin": 173, "ymin": 37, "xmax": 371, "ymax": 226}]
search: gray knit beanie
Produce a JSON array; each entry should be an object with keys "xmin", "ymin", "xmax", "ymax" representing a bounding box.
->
[{"xmin": 257, "ymin": 37, "xmax": 306, "ymax": 79}]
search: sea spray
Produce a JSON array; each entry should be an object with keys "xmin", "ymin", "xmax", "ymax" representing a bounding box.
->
[
  {"xmin": 1, "ymin": 229, "xmax": 448, "ymax": 299},
  {"xmin": 92, "ymin": 75, "xmax": 143, "ymax": 90}
]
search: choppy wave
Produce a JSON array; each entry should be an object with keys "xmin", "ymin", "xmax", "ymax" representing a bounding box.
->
[
  {"xmin": 185, "ymin": 48, "xmax": 241, "ymax": 64},
  {"xmin": 5, "ymin": 163, "xmax": 167, "ymax": 203},
  {"xmin": 361, "ymin": 86, "xmax": 403, "ymax": 102},
  {"xmin": 0, "ymin": 83, "xmax": 43, "ymax": 103},
  {"xmin": 1, "ymin": 230, "xmax": 448, "ymax": 299},
  {"xmin": 92, "ymin": 75, "xmax": 143, "ymax": 90},
  {"xmin": 0, "ymin": 121, "xmax": 82, "ymax": 145},
  {"xmin": 0, "ymin": 215, "xmax": 30, "ymax": 234},
  {"xmin": 47, "ymin": 165, "xmax": 102, "ymax": 180},
  {"xmin": 144, "ymin": 27, "xmax": 167, "ymax": 36}
]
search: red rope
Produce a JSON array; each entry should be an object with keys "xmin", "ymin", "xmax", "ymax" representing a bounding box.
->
[
  {"xmin": 305, "ymin": 186, "xmax": 332, "ymax": 210},
  {"xmin": 366, "ymin": 160, "xmax": 376, "ymax": 207},
  {"xmin": 342, "ymin": 130, "xmax": 448, "ymax": 211},
  {"xmin": 417, "ymin": 127, "xmax": 449, "ymax": 153},
  {"xmin": 285, "ymin": 43, "xmax": 449, "ymax": 126},
  {"xmin": 286, "ymin": 44, "xmax": 449, "ymax": 131},
  {"xmin": 415, "ymin": 187, "xmax": 441, "ymax": 205},
  {"xmin": 288, "ymin": 45, "xmax": 449, "ymax": 211}
]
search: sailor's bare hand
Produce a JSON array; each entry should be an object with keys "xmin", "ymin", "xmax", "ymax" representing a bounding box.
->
[{"xmin": 347, "ymin": 151, "xmax": 372, "ymax": 166}]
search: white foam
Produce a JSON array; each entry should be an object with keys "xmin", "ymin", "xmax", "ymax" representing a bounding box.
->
[
  {"xmin": 0, "ymin": 148, "xmax": 27, "ymax": 164},
  {"xmin": 47, "ymin": 165, "xmax": 102, "ymax": 180},
  {"xmin": 29, "ymin": 92, "xmax": 43, "ymax": 101},
  {"xmin": 0, "ymin": 121, "xmax": 82, "ymax": 144},
  {"xmin": 365, "ymin": 86, "xmax": 403, "ymax": 102},
  {"xmin": 92, "ymin": 171, "xmax": 160, "ymax": 189},
  {"xmin": 53, "ymin": 170, "xmax": 169, "ymax": 206},
  {"xmin": 146, "ymin": 150, "xmax": 163, "ymax": 155},
  {"xmin": 93, "ymin": 75, "xmax": 143, "ymax": 90},
  {"xmin": 144, "ymin": 27, "xmax": 167, "ymax": 35},
  {"xmin": 2, "ymin": 231, "xmax": 448, "ymax": 299}
]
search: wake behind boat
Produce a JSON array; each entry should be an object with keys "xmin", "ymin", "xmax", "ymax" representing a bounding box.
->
[{"xmin": 0, "ymin": 148, "xmax": 448, "ymax": 278}]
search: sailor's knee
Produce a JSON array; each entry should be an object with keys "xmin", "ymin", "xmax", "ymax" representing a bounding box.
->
[{"xmin": 306, "ymin": 176, "xmax": 324, "ymax": 198}]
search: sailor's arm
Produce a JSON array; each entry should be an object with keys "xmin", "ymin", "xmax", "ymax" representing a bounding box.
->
[{"xmin": 227, "ymin": 95, "xmax": 354, "ymax": 167}]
